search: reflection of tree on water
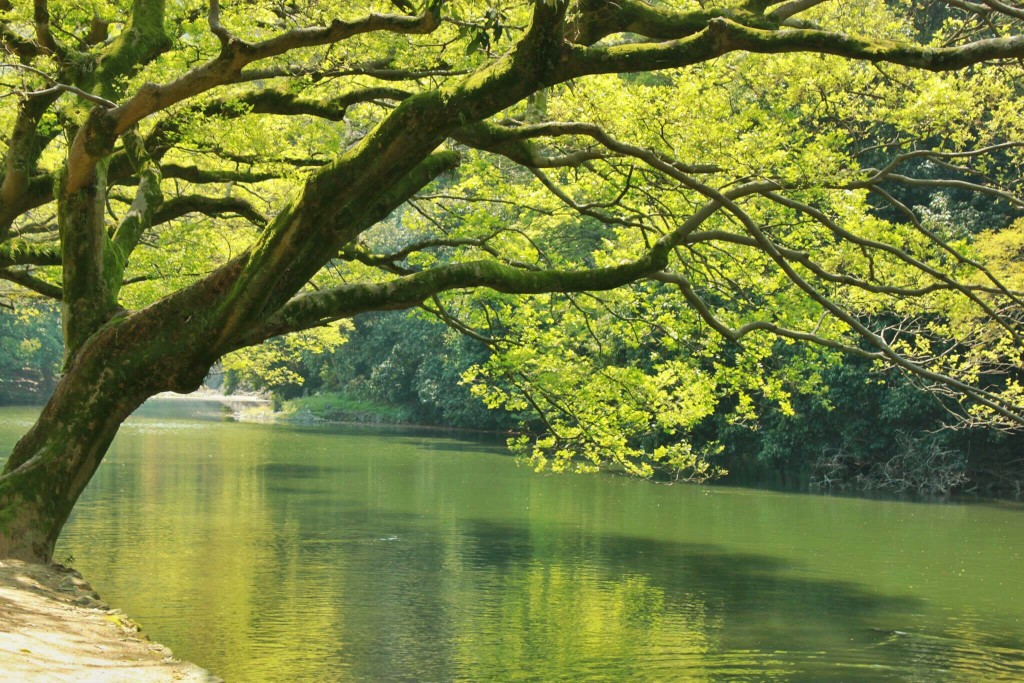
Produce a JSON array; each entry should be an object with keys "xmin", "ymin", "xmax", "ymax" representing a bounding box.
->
[
  {"xmin": 248, "ymin": 507, "xmax": 931, "ymax": 682},
  {"xmin": 47, "ymin": 416, "xmax": 1024, "ymax": 683}
]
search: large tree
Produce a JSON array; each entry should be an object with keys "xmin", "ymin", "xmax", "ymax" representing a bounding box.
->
[{"xmin": 1, "ymin": 0, "xmax": 1023, "ymax": 562}]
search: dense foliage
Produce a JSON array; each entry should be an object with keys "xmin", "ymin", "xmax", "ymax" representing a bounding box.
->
[
  {"xmin": 3, "ymin": 0, "xmax": 1024, "ymax": 560},
  {"xmin": 0, "ymin": 303, "xmax": 61, "ymax": 403}
]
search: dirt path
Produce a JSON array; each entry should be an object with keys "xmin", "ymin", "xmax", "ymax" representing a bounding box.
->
[{"xmin": 0, "ymin": 560, "xmax": 220, "ymax": 682}]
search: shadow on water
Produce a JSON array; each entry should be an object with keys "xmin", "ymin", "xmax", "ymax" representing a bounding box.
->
[
  {"xmin": 252, "ymin": 504, "xmax": 965, "ymax": 683},
  {"xmin": 392, "ymin": 437, "xmax": 510, "ymax": 455},
  {"xmin": 271, "ymin": 420, "xmax": 511, "ymax": 455},
  {"xmin": 258, "ymin": 462, "xmax": 346, "ymax": 479},
  {"xmin": 28, "ymin": 403, "xmax": 1022, "ymax": 683}
]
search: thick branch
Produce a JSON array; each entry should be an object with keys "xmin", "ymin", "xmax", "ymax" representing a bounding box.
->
[
  {"xmin": 244, "ymin": 256, "xmax": 665, "ymax": 345},
  {"xmin": 196, "ymin": 85, "xmax": 412, "ymax": 122},
  {"xmin": 106, "ymin": 131, "xmax": 164, "ymax": 294},
  {"xmin": 564, "ymin": 18, "xmax": 1024, "ymax": 78},
  {"xmin": 33, "ymin": 0, "xmax": 61, "ymax": 55},
  {"xmin": 568, "ymin": 0, "xmax": 771, "ymax": 46},
  {"xmin": 213, "ymin": 149, "xmax": 463, "ymax": 349},
  {"xmin": 159, "ymin": 164, "xmax": 277, "ymax": 185},
  {"xmin": 0, "ymin": 92, "xmax": 61, "ymax": 238},
  {"xmin": 209, "ymin": 6, "xmax": 572, "ymax": 348},
  {"xmin": 65, "ymin": 7, "xmax": 442, "ymax": 194},
  {"xmin": 978, "ymin": 0, "xmax": 1024, "ymax": 21},
  {"xmin": 93, "ymin": 0, "xmax": 171, "ymax": 101}
]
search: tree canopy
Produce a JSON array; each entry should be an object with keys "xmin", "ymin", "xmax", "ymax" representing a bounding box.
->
[{"xmin": 1, "ymin": 0, "xmax": 1024, "ymax": 560}]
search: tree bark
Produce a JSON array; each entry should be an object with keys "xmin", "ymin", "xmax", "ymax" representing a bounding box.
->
[
  {"xmin": 0, "ymin": 369, "xmax": 147, "ymax": 562},
  {"xmin": 0, "ymin": 271, "xmax": 231, "ymax": 562}
]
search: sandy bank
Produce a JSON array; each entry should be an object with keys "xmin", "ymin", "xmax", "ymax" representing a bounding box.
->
[{"xmin": 0, "ymin": 560, "xmax": 220, "ymax": 682}]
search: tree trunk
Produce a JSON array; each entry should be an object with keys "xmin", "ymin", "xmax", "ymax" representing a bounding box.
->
[
  {"xmin": 0, "ymin": 378, "xmax": 145, "ymax": 562},
  {"xmin": 0, "ymin": 293, "xmax": 219, "ymax": 562}
]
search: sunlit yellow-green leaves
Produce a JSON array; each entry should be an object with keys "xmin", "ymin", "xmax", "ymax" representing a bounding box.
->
[{"xmin": 222, "ymin": 323, "xmax": 351, "ymax": 392}]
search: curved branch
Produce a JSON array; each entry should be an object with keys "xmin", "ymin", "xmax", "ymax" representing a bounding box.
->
[
  {"xmin": 766, "ymin": 0, "xmax": 829, "ymax": 22},
  {"xmin": 153, "ymin": 195, "xmax": 267, "ymax": 227},
  {"xmin": 764, "ymin": 192, "xmax": 1024, "ymax": 339},
  {"xmin": 568, "ymin": 0, "xmax": 771, "ymax": 46},
  {"xmin": 65, "ymin": 7, "xmax": 443, "ymax": 193},
  {"xmin": 685, "ymin": 177, "xmax": 1024, "ymax": 426},
  {"xmin": 564, "ymin": 17, "xmax": 1024, "ymax": 79},
  {"xmin": 865, "ymin": 185, "xmax": 1022, "ymax": 310},
  {"xmin": 208, "ymin": 0, "xmax": 231, "ymax": 46},
  {"xmin": 33, "ymin": 0, "xmax": 62, "ymax": 56},
  {"xmin": 196, "ymin": 85, "xmax": 412, "ymax": 123},
  {"xmin": 0, "ymin": 92, "xmax": 61, "ymax": 237},
  {"xmin": 106, "ymin": 130, "xmax": 163, "ymax": 294},
  {"xmin": 682, "ymin": 228, "xmax": 1020, "ymax": 300},
  {"xmin": 858, "ymin": 173, "xmax": 1024, "ymax": 209},
  {"xmin": 454, "ymin": 121, "xmax": 721, "ymax": 174},
  {"xmin": 0, "ymin": 268, "xmax": 62, "ymax": 299},
  {"xmin": 978, "ymin": 0, "xmax": 1024, "ymax": 21},
  {"xmin": 454, "ymin": 123, "xmax": 607, "ymax": 168},
  {"xmin": 863, "ymin": 142, "xmax": 1024, "ymax": 183},
  {"xmin": 242, "ymin": 256, "xmax": 664, "ymax": 345}
]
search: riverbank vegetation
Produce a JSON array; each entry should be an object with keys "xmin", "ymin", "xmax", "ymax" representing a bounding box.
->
[
  {"xmin": 2, "ymin": 0, "xmax": 1024, "ymax": 560},
  {"xmin": 10, "ymin": 297, "xmax": 1019, "ymax": 496}
]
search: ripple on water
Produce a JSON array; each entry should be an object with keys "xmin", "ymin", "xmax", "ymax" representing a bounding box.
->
[{"xmin": 15, "ymin": 402, "xmax": 1022, "ymax": 683}]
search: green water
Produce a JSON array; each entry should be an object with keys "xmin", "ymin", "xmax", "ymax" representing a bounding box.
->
[{"xmin": 1, "ymin": 401, "xmax": 1022, "ymax": 682}]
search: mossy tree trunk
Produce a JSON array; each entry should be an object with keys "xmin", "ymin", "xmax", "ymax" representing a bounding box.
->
[
  {"xmin": 0, "ymin": 270, "xmax": 229, "ymax": 561},
  {"xmin": 0, "ymin": 5, "xmax": 567, "ymax": 561}
]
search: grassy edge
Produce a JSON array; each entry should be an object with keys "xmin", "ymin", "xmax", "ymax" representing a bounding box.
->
[{"xmin": 239, "ymin": 392, "xmax": 414, "ymax": 425}]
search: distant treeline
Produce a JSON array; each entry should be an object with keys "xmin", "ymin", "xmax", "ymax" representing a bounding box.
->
[
  {"xmin": 0, "ymin": 304, "xmax": 62, "ymax": 404},
  {"xmin": 218, "ymin": 307, "xmax": 1023, "ymax": 497}
]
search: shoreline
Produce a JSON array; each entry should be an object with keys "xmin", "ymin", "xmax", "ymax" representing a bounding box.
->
[
  {"xmin": 0, "ymin": 560, "xmax": 219, "ymax": 682},
  {"xmin": 151, "ymin": 390, "xmax": 269, "ymax": 404},
  {"xmin": 232, "ymin": 401, "xmax": 514, "ymax": 437}
]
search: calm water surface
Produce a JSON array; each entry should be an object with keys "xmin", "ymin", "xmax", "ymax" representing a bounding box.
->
[{"xmin": 1, "ymin": 401, "xmax": 1022, "ymax": 682}]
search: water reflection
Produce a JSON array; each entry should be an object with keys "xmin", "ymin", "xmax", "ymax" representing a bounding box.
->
[{"xmin": 0, "ymin": 402, "xmax": 1022, "ymax": 682}]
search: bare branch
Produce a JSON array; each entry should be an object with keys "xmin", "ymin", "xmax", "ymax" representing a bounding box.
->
[
  {"xmin": 865, "ymin": 185, "xmax": 1022, "ymax": 310},
  {"xmin": 208, "ymin": 0, "xmax": 231, "ymax": 46},
  {"xmin": 682, "ymin": 175, "xmax": 1024, "ymax": 426},
  {"xmin": 651, "ymin": 269, "xmax": 885, "ymax": 359},
  {"xmin": 26, "ymin": 83, "xmax": 117, "ymax": 109},
  {"xmin": 766, "ymin": 0, "xmax": 830, "ymax": 22}
]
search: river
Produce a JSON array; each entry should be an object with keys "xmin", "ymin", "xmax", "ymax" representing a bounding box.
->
[{"xmin": 1, "ymin": 400, "xmax": 1022, "ymax": 681}]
